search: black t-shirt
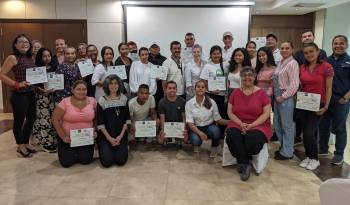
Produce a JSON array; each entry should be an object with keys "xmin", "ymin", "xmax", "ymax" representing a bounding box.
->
[{"xmin": 158, "ymin": 96, "xmax": 185, "ymax": 122}]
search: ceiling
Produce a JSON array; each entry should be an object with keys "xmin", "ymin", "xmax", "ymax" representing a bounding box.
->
[{"xmin": 253, "ymin": 0, "xmax": 350, "ymax": 15}]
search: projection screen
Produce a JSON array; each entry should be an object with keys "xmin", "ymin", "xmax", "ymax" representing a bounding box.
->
[{"xmin": 125, "ymin": 6, "xmax": 251, "ymax": 59}]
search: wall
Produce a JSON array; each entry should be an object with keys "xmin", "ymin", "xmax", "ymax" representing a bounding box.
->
[
  {"xmin": 314, "ymin": 9, "xmax": 325, "ymax": 49},
  {"xmin": 250, "ymin": 13, "xmax": 314, "ymax": 51},
  {"xmin": 0, "ymin": 0, "xmax": 124, "ymax": 49},
  {"xmin": 323, "ymin": 1, "xmax": 350, "ymax": 54}
]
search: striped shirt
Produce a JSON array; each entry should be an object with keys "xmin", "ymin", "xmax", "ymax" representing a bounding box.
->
[{"xmin": 274, "ymin": 56, "xmax": 299, "ymax": 99}]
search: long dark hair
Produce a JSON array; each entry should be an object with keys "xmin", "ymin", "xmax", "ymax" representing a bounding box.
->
[
  {"xmin": 103, "ymin": 74, "xmax": 125, "ymax": 96},
  {"xmin": 35, "ymin": 48, "xmax": 58, "ymax": 70},
  {"xmin": 303, "ymin": 42, "xmax": 322, "ymax": 66},
  {"xmin": 229, "ymin": 48, "xmax": 251, "ymax": 73},
  {"xmin": 195, "ymin": 80, "xmax": 212, "ymax": 110},
  {"xmin": 101, "ymin": 46, "xmax": 114, "ymax": 66},
  {"xmin": 209, "ymin": 45, "xmax": 224, "ymax": 75},
  {"xmin": 12, "ymin": 34, "xmax": 33, "ymax": 58},
  {"xmin": 255, "ymin": 46, "xmax": 276, "ymax": 75}
]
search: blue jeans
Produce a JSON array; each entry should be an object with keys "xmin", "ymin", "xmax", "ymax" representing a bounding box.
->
[
  {"xmin": 189, "ymin": 124, "xmax": 221, "ymax": 147},
  {"xmin": 274, "ymin": 97, "xmax": 295, "ymax": 158},
  {"xmin": 319, "ymin": 98, "xmax": 350, "ymax": 157}
]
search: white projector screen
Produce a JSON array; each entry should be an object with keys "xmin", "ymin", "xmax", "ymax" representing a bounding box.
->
[{"xmin": 125, "ymin": 6, "xmax": 250, "ymax": 59}]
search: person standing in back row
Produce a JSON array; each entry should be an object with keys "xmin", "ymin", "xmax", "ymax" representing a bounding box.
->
[
  {"xmin": 182, "ymin": 32, "xmax": 196, "ymax": 65},
  {"xmin": 266, "ymin": 34, "xmax": 282, "ymax": 65},
  {"xmin": 222, "ymin": 31, "xmax": 235, "ymax": 67}
]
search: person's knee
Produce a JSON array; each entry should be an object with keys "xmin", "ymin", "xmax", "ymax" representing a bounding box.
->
[
  {"xmin": 190, "ymin": 133, "xmax": 202, "ymax": 146},
  {"xmin": 100, "ymin": 157, "xmax": 114, "ymax": 168},
  {"xmin": 208, "ymin": 125, "xmax": 221, "ymax": 141},
  {"xmin": 115, "ymin": 154, "xmax": 128, "ymax": 166},
  {"xmin": 59, "ymin": 157, "xmax": 75, "ymax": 168},
  {"xmin": 78, "ymin": 151, "xmax": 94, "ymax": 165}
]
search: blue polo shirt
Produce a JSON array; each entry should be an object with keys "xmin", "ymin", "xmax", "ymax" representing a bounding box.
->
[{"xmin": 327, "ymin": 53, "xmax": 350, "ymax": 100}]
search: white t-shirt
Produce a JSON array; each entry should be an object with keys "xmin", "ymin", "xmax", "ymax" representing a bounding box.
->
[
  {"xmin": 129, "ymin": 61, "xmax": 157, "ymax": 95},
  {"xmin": 182, "ymin": 47, "xmax": 193, "ymax": 66},
  {"xmin": 227, "ymin": 71, "xmax": 240, "ymax": 89},
  {"xmin": 91, "ymin": 63, "xmax": 106, "ymax": 100},
  {"xmin": 222, "ymin": 46, "xmax": 234, "ymax": 65},
  {"xmin": 163, "ymin": 57, "xmax": 185, "ymax": 96},
  {"xmin": 128, "ymin": 95, "xmax": 156, "ymax": 122},
  {"xmin": 200, "ymin": 62, "xmax": 227, "ymax": 96},
  {"xmin": 273, "ymin": 48, "xmax": 282, "ymax": 66}
]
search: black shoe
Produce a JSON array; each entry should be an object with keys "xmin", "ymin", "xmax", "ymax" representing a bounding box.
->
[
  {"xmin": 239, "ymin": 164, "xmax": 251, "ymax": 181},
  {"xmin": 271, "ymin": 132, "xmax": 278, "ymax": 142},
  {"xmin": 274, "ymin": 151, "xmax": 293, "ymax": 160},
  {"xmin": 294, "ymin": 137, "xmax": 302, "ymax": 146}
]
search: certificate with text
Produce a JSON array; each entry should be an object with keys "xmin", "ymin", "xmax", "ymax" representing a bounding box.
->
[
  {"xmin": 45, "ymin": 72, "xmax": 64, "ymax": 90},
  {"xmin": 135, "ymin": 121, "xmax": 157, "ymax": 138},
  {"xmin": 106, "ymin": 65, "xmax": 127, "ymax": 80},
  {"xmin": 208, "ymin": 76, "xmax": 226, "ymax": 91},
  {"xmin": 70, "ymin": 128, "xmax": 94, "ymax": 147},
  {"xmin": 26, "ymin": 66, "xmax": 48, "ymax": 85},
  {"xmin": 296, "ymin": 92, "xmax": 321, "ymax": 112},
  {"xmin": 78, "ymin": 59, "xmax": 94, "ymax": 77},
  {"xmin": 150, "ymin": 65, "xmax": 167, "ymax": 80},
  {"xmin": 164, "ymin": 122, "xmax": 185, "ymax": 138}
]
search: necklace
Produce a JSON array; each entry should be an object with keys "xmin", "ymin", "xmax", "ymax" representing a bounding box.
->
[{"xmin": 114, "ymin": 107, "xmax": 120, "ymax": 116}]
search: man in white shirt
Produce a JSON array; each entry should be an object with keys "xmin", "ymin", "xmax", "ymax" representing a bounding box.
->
[
  {"xmin": 182, "ymin": 32, "xmax": 195, "ymax": 65},
  {"xmin": 129, "ymin": 84, "xmax": 158, "ymax": 143},
  {"xmin": 266, "ymin": 33, "xmax": 282, "ymax": 65},
  {"xmin": 222, "ymin": 31, "xmax": 234, "ymax": 66},
  {"xmin": 162, "ymin": 41, "xmax": 185, "ymax": 99}
]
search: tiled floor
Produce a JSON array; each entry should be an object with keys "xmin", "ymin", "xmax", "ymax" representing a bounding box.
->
[{"xmin": 0, "ymin": 128, "xmax": 321, "ymax": 205}]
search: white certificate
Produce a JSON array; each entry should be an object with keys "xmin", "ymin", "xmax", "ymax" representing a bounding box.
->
[
  {"xmin": 78, "ymin": 59, "xmax": 94, "ymax": 77},
  {"xmin": 135, "ymin": 121, "xmax": 157, "ymax": 138},
  {"xmin": 26, "ymin": 66, "xmax": 48, "ymax": 85},
  {"xmin": 296, "ymin": 92, "xmax": 321, "ymax": 112},
  {"xmin": 164, "ymin": 122, "xmax": 185, "ymax": 138},
  {"xmin": 150, "ymin": 65, "xmax": 167, "ymax": 80},
  {"xmin": 45, "ymin": 72, "xmax": 64, "ymax": 90},
  {"xmin": 106, "ymin": 65, "xmax": 127, "ymax": 80},
  {"xmin": 208, "ymin": 76, "xmax": 226, "ymax": 91},
  {"xmin": 70, "ymin": 128, "xmax": 94, "ymax": 147}
]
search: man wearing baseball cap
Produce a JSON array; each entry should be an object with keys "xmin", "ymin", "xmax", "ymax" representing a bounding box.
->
[
  {"xmin": 222, "ymin": 31, "xmax": 234, "ymax": 66},
  {"xmin": 149, "ymin": 42, "xmax": 167, "ymax": 107}
]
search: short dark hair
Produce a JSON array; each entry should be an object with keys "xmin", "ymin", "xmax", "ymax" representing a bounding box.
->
[
  {"xmin": 127, "ymin": 41, "xmax": 137, "ymax": 46},
  {"xmin": 12, "ymin": 34, "xmax": 33, "ymax": 58},
  {"xmin": 166, "ymin": 80, "xmax": 177, "ymax": 88},
  {"xmin": 282, "ymin": 41, "xmax": 294, "ymax": 49},
  {"xmin": 72, "ymin": 80, "xmax": 87, "ymax": 90},
  {"xmin": 138, "ymin": 47, "xmax": 149, "ymax": 56},
  {"xmin": 103, "ymin": 74, "xmax": 124, "ymax": 96},
  {"xmin": 301, "ymin": 29, "xmax": 314, "ymax": 36},
  {"xmin": 266, "ymin": 33, "xmax": 278, "ymax": 42},
  {"xmin": 332, "ymin": 35, "xmax": 348, "ymax": 44},
  {"xmin": 185, "ymin": 32, "xmax": 194, "ymax": 37},
  {"xmin": 118, "ymin": 42, "xmax": 128, "ymax": 51},
  {"xmin": 246, "ymin": 41, "xmax": 257, "ymax": 48},
  {"xmin": 138, "ymin": 84, "xmax": 149, "ymax": 92},
  {"xmin": 170, "ymin": 41, "xmax": 181, "ymax": 50}
]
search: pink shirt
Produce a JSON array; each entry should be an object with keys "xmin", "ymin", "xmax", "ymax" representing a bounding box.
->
[
  {"xmin": 274, "ymin": 56, "xmax": 300, "ymax": 99},
  {"xmin": 58, "ymin": 97, "xmax": 96, "ymax": 137},
  {"xmin": 256, "ymin": 66, "xmax": 275, "ymax": 96},
  {"xmin": 227, "ymin": 89, "xmax": 272, "ymax": 140}
]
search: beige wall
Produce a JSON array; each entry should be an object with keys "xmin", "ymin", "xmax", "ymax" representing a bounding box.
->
[
  {"xmin": 0, "ymin": 0, "xmax": 124, "ymax": 110},
  {"xmin": 314, "ymin": 9, "xmax": 326, "ymax": 49}
]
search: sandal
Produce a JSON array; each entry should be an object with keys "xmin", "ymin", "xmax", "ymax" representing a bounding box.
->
[
  {"xmin": 17, "ymin": 148, "xmax": 32, "ymax": 158},
  {"xmin": 26, "ymin": 147, "xmax": 37, "ymax": 154}
]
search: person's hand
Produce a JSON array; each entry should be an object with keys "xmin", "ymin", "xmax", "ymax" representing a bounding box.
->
[
  {"xmin": 62, "ymin": 135, "xmax": 71, "ymax": 144},
  {"xmin": 276, "ymin": 96, "xmax": 285, "ymax": 103},
  {"xmin": 339, "ymin": 97, "xmax": 349, "ymax": 105},
  {"xmin": 108, "ymin": 136, "xmax": 120, "ymax": 146},
  {"xmin": 93, "ymin": 131, "xmax": 98, "ymax": 139},
  {"xmin": 186, "ymin": 86, "xmax": 194, "ymax": 95},
  {"xmin": 244, "ymin": 124, "xmax": 254, "ymax": 131},
  {"xmin": 240, "ymin": 122, "xmax": 248, "ymax": 134},
  {"xmin": 130, "ymin": 126, "xmax": 135, "ymax": 136},
  {"xmin": 45, "ymin": 88, "xmax": 55, "ymax": 94},
  {"xmin": 19, "ymin": 81, "xmax": 30, "ymax": 88},
  {"xmin": 198, "ymin": 131, "xmax": 208, "ymax": 141},
  {"xmin": 316, "ymin": 107, "xmax": 328, "ymax": 116},
  {"xmin": 158, "ymin": 130, "xmax": 165, "ymax": 144},
  {"xmin": 183, "ymin": 129, "xmax": 189, "ymax": 143}
]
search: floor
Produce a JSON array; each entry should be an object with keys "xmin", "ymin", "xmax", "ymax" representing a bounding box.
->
[{"xmin": 0, "ymin": 113, "xmax": 349, "ymax": 205}]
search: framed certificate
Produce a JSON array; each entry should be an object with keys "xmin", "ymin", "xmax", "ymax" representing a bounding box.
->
[
  {"xmin": 26, "ymin": 66, "xmax": 48, "ymax": 85},
  {"xmin": 296, "ymin": 92, "xmax": 321, "ymax": 112},
  {"xmin": 70, "ymin": 128, "xmax": 94, "ymax": 147},
  {"xmin": 135, "ymin": 121, "xmax": 157, "ymax": 138},
  {"xmin": 78, "ymin": 59, "xmax": 94, "ymax": 77},
  {"xmin": 45, "ymin": 72, "xmax": 64, "ymax": 90},
  {"xmin": 150, "ymin": 65, "xmax": 167, "ymax": 80},
  {"xmin": 106, "ymin": 65, "xmax": 127, "ymax": 80},
  {"xmin": 164, "ymin": 122, "xmax": 185, "ymax": 138},
  {"xmin": 208, "ymin": 76, "xmax": 226, "ymax": 91}
]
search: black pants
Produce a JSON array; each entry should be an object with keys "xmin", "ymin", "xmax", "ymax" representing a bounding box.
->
[
  {"xmin": 10, "ymin": 91, "xmax": 36, "ymax": 144},
  {"xmin": 298, "ymin": 109, "xmax": 321, "ymax": 159},
  {"xmin": 57, "ymin": 138, "xmax": 94, "ymax": 168},
  {"xmin": 208, "ymin": 93, "xmax": 227, "ymax": 135},
  {"xmin": 226, "ymin": 128, "xmax": 267, "ymax": 164},
  {"xmin": 294, "ymin": 109, "xmax": 303, "ymax": 141},
  {"xmin": 97, "ymin": 135, "xmax": 128, "ymax": 168},
  {"xmin": 154, "ymin": 80, "xmax": 164, "ymax": 109}
]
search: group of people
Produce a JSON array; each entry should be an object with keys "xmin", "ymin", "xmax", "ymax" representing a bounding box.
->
[{"xmin": 0, "ymin": 30, "xmax": 349, "ymax": 182}]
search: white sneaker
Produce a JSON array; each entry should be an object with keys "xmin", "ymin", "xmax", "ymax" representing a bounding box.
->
[
  {"xmin": 306, "ymin": 159, "xmax": 320, "ymax": 170},
  {"xmin": 193, "ymin": 146, "xmax": 200, "ymax": 153},
  {"xmin": 299, "ymin": 157, "xmax": 310, "ymax": 168},
  {"xmin": 209, "ymin": 147, "xmax": 218, "ymax": 158}
]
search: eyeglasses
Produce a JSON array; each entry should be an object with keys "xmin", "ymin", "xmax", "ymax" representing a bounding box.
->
[{"xmin": 17, "ymin": 40, "xmax": 30, "ymax": 44}]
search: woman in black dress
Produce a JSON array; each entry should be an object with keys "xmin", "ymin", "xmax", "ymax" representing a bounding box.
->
[{"xmin": 97, "ymin": 75, "xmax": 129, "ymax": 167}]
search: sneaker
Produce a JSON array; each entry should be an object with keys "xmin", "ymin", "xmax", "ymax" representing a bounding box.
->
[
  {"xmin": 331, "ymin": 155, "xmax": 344, "ymax": 165},
  {"xmin": 42, "ymin": 145, "xmax": 57, "ymax": 153},
  {"xmin": 209, "ymin": 147, "xmax": 218, "ymax": 158},
  {"xmin": 299, "ymin": 157, "xmax": 310, "ymax": 168},
  {"xmin": 193, "ymin": 146, "xmax": 200, "ymax": 153},
  {"xmin": 306, "ymin": 159, "xmax": 320, "ymax": 170},
  {"xmin": 239, "ymin": 164, "xmax": 251, "ymax": 181}
]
